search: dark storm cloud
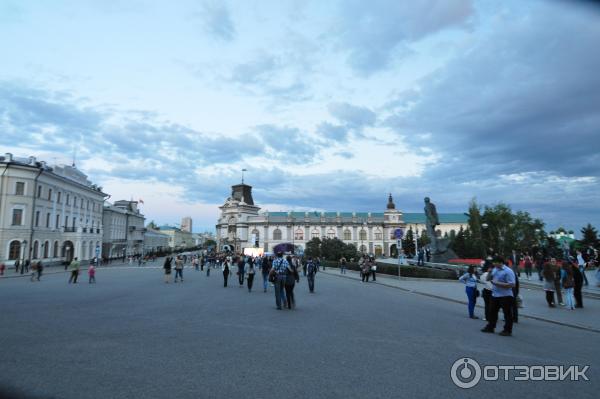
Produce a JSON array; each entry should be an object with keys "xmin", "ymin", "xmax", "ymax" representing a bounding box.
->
[
  {"xmin": 331, "ymin": 0, "xmax": 473, "ymax": 75},
  {"xmin": 387, "ymin": 1, "xmax": 600, "ymax": 179}
]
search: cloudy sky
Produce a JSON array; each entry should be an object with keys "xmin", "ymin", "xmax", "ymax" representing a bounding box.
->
[{"xmin": 1, "ymin": 0, "xmax": 599, "ymax": 233}]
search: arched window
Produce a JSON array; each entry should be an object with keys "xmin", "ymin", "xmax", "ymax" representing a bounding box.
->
[
  {"xmin": 8, "ymin": 240, "xmax": 21, "ymax": 260},
  {"xmin": 273, "ymin": 229, "xmax": 282, "ymax": 240},
  {"xmin": 343, "ymin": 229, "xmax": 352, "ymax": 240},
  {"xmin": 32, "ymin": 241, "xmax": 39, "ymax": 259},
  {"xmin": 89, "ymin": 241, "xmax": 94, "ymax": 258},
  {"xmin": 327, "ymin": 229, "xmax": 336, "ymax": 239},
  {"xmin": 53, "ymin": 241, "xmax": 59, "ymax": 258},
  {"xmin": 43, "ymin": 241, "xmax": 49, "ymax": 258},
  {"xmin": 359, "ymin": 229, "xmax": 367, "ymax": 241},
  {"xmin": 311, "ymin": 229, "xmax": 320, "ymax": 239},
  {"xmin": 374, "ymin": 228, "xmax": 382, "ymax": 240},
  {"xmin": 295, "ymin": 229, "xmax": 304, "ymax": 240},
  {"xmin": 251, "ymin": 229, "xmax": 260, "ymax": 241}
]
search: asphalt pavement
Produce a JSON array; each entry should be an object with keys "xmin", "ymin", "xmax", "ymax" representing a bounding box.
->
[{"xmin": 0, "ymin": 266, "xmax": 598, "ymax": 399}]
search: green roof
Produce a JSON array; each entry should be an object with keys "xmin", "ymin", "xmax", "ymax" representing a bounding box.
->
[{"xmin": 265, "ymin": 211, "xmax": 467, "ymax": 223}]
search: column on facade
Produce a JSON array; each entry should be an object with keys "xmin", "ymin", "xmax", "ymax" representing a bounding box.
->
[{"xmin": 51, "ymin": 187, "xmax": 57, "ymax": 231}]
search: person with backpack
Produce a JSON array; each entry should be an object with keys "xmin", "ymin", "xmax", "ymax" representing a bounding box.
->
[
  {"xmin": 269, "ymin": 252, "xmax": 289, "ymax": 310},
  {"xmin": 306, "ymin": 257, "xmax": 317, "ymax": 293},
  {"xmin": 561, "ymin": 262, "xmax": 575, "ymax": 310}
]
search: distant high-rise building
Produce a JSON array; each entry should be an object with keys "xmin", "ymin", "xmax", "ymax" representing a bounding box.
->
[{"xmin": 181, "ymin": 216, "xmax": 193, "ymax": 233}]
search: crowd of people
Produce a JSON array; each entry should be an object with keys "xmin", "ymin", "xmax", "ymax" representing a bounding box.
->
[
  {"xmin": 160, "ymin": 251, "xmax": 320, "ymax": 310},
  {"xmin": 458, "ymin": 246, "xmax": 599, "ymax": 337}
]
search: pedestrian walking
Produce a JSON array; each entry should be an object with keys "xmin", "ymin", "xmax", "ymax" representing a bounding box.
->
[
  {"xmin": 247, "ymin": 259, "xmax": 255, "ymax": 292},
  {"xmin": 174, "ymin": 256, "xmax": 184, "ymax": 283},
  {"xmin": 222, "ymin": 260, "xmax": 230, "ymax": 287},
  {"xmin": 284, "ymin": 256, "xmax": 299, "ymax": 309},
  {"xmin": 459, "ymin": 265, "xmax": 479, "ymax": 319},
  {"xmin": 270, "ymin": 252, "xmax": 289, "ymax": 310},
  {"xmin": 417, "ymin": 248, "xmax": 425, "ymax": 266},
  {"xmin": 237, "ymin": 257, "xmax": 245, "ymax": 287},
  {"xmin": 576, "ymin": 251, "xmax": 589, "ymax": 286},
  {"xmin": 261, "ymin": 256, "xmax": 271, "ymax": 292},
  {"xmin": 361, "ymin": 257, "xmax": 370, "ymax": 282},
  {"xmin": 370, "ymin": 257, "xmax": 377, "ymax": 281},
  {"xmin": 23, "ymin": 259, "xmax": 30, "ymax": 274},
  {"xmin": 30, "ymin": 261, "xmax": 38, "ymax": 282},
  {"xmin": 339, "ymin": 256, "xmax": 347, "ymax": 274},
  {"xmin": 163, "ymin": 256, "xmax": 173, "ymax": 283},
  {"xmin": 88, "ymin": 263, "xmax": 96, "ymax": 284},
  {"xmin": 14, "ymin": 259, "xmax": 20, "ymax": 273},
  {"xmin": 480, "ymin": 265, "xmax": 493, "ymax": 321},
  {"xmin": 68, "ymin": 258, "xmax": 80, "ymax": 284},
  {"xmin": 306, "ymin": 257, "xmax": 317, "ymax": 293},
  {"xmin": 542, "ymin": 260, "xmax": 556, "ymax": 307},
  {"xmin": 553, "ymin": 259, "xmax": 564, "ymax": 306},
  {"xmin": 481, "ymin": 257, "xmax": 516, "ymax": 336},
  {"xmin": 523, "ymin": 253, "xmax": 533, "ymax": 280},
  {"xmin": 206, "ymin": 260, "xmax": 211, "ymax": 277},
  {"xmin": 535, "ymin": 251, "xmax": 544, "ymax": 281},
  {"xmin": 561, "ymin": 262, "xmax": 575, "ymax": 310},
  {"xmin": 0, "ymin": 261, "xmax": 5, "ymax": 276},
  {"xmin": 572, "ymin": 261, "xmax": 584, "ymax": 308}
]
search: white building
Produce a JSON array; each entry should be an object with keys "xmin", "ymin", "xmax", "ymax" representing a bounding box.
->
[
  {"xmin": 157, "ymin": 225, "xmax": 194, "ymax": 250},
  {"xmin": 102, "ymin": 200, "xmax": 145, "ymax": 258},
  {"xmin": 181, "ymin": 216, "xmax": 192, "ymax": 233},
  {"xmin": 0, "ymin": 154, "xmax": 107, "ymax": 265},
  {"xmin": 216, "ymin": 183, "xmax": 468, "ymax": 257},
  {"xmin": 144, "ymin": 228, "xmax": 169, "ymax": 254}
]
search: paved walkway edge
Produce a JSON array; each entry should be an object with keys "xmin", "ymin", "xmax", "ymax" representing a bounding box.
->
[{"xmin": 323, "ymin": 270, "xmax": 600, "ymax": 334}]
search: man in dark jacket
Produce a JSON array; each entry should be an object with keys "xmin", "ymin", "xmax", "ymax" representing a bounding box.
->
[{"xmin": 572, "ymin": 262, "xmax": 584, "ymax": 308}]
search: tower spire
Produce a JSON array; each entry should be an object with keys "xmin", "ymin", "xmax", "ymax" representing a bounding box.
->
[{"xmin": 387, "ymin": 193, "xmax": 396, "ymax": 210}]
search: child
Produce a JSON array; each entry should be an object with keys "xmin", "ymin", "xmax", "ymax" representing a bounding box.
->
[{"xmin": 88, "ymin": 263, "xmax": 96, "ymax": 284}]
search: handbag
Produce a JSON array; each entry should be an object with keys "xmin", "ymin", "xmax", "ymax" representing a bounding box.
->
[
  {"xmin": 475, "ymin": 288, "xmax": 480, "ymax": 298},
  {"xmin": 268, "ymin": 270, "xmax": 276, "ymax": 283}
]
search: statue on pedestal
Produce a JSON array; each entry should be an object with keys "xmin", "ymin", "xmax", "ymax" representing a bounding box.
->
[{"xmin": 424, "ymin": 197, "xmax": 440, "ymax": 254}]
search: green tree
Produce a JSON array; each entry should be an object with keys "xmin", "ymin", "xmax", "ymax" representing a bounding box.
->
[
  {"xmin": 418, "ymin": 230, "xmax": 431, "ymax": 248},
  {"xmin": 580, "ymin": 224, "xmax": 599, "ymax": 248},
  {"xmin": 402, "ymin": 228, "xmax": 416, "ymax": 257},
  {"xmin": 305, "ymin": 237, "xmax": 321, "ymax": 258},
  {"xmin": 320, "ymin": 238, "xmax": 346, "ymax": 261},
  {"xmin": 451, "ymin": 226, "xmax": 468, "ymax": 258},
  {"xmin": 466, "ymin": 199, "xmax": 486, "ymax": 257}
]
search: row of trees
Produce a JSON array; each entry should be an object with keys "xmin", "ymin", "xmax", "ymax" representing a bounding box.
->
[
  {"xmin": 304, "ymin": 237, "xmax": 359, "ymax": 261},
  {"xmin": 449, "ymin": 199, "xmax": 599, "ymax": 259}
]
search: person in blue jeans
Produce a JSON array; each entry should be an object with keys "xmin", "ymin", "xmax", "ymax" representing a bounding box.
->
[
  {"xmin": 459, "ymin": 265, "xmax": 479, "ymax": 319},
  {"xmin": 270, "ymin": 252, "xmax": 289, "ymax": 310}
]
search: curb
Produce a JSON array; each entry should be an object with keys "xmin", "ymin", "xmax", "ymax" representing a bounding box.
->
[{"xmin": 322, "ymin": 270, "xmax": 600, "ymax": 334}]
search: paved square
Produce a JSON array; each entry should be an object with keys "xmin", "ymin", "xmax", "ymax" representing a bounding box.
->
[{"xmin": 1, "ymin": 267, "xmax": 598, "ymax": 398}]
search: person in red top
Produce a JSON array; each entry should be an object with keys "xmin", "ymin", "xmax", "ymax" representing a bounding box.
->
[{"xmin": 88, "ymin": 263, "xmax": 96, "ymax": 284}]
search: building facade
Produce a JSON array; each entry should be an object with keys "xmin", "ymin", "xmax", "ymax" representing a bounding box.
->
[
  {"xmin": 181, "ymin": 217, "xmax": 192, "ymax": 233},
  {"xmin": 216, "ymin": 183, "xmax": 468, "ymax": 257},
  {"xmin": 102, "ymin": 200, "xmax": 146, "ymax": 258},
  {"xmin": 144, "ymin": 228, "xmax": 170, "ymax": 254},
  {"xmin": 0, "ymin": 154, "xmax": 107, "ymax": 265},
  {"xmin": 157, "ymin": 226, "xmax": 194, "ymax": 250}
]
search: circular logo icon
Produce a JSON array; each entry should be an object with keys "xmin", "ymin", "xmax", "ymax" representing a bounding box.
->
[{"xmin": 451, "ymin": 357, "xmax": 482, "ymax": 389}]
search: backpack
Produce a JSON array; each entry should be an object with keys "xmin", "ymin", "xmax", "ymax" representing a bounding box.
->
[
  {"xmin": 307, "ymin": 262, "xmax": 317, "ymax": 276},
  {"xmin": 563, "ymin": 273, "xmax": 574, "ymax": 289}
]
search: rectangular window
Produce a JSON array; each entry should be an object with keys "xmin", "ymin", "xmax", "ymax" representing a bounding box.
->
[
  {"xmin": 65, "ymin": 216, "xmax": 69, "ymax": 227},
  {"xmin": 375, "ymin": 233, "xmax": 383, "ymax": 240},
  {"xmin": 35, "ymin": 211, "xmax": 40, "ymax": 227},
  {"xmin": 87, "ymin": 200, "xmax": 89, "ymax": 210},
  {"xmin": 46, "ymin": 213, "xmax": 50, "ymax": 228},
  {"xmin": 56, "ymin": 214, "xmax": 60, "ymax": 228},
  {"xmin": 12, "ymin": 209, "xmax": 23, "ymax": 225},
  {"xmin": 66, "ymin": 194, "xmax": 70, "ymax": 206},
  {"xmin": 15, "ymin": 182, "xmax": 25, "ymax": 195},
  {"xmin": 37, "ymin": 185, "xmax": 42, "ymax": 198},
  {"xmin": 48, "ymin": 188, "xmax": 52, "ymax": 201},
  {"xmin": 57, "ymin": 192, "xmax": 61, "ymax": 203}
]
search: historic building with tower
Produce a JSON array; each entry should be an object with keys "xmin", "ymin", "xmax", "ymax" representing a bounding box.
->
[{"xmin": 215, "ymin": 183, "xmax": 468, "ymax": 257}]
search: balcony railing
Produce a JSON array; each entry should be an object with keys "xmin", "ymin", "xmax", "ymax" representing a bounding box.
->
[{"xmin": 64, "ymin": 227, "xmax": 76, "ymax": 233}]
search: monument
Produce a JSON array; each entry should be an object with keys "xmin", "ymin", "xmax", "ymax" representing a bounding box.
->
[{"xmin": 424, "ymin": 197, "xmax": 457, "ymax": 262}]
